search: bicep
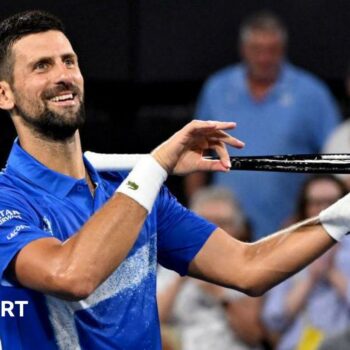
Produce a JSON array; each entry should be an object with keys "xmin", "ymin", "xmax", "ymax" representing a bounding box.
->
[
  {"xmin": 10, "ymin": 237, "xmax": 64, "ymax": 294},
  {"xmin": 189, "ymin": 221, "xmax": 334, "ymax": 297},
  {"xmin": 0, "ymin": 196, "xmax": 54, "ymax": 287},
  {"xmin": 188, "ymin": 228, "xmax": 249, "ymax": 292}
]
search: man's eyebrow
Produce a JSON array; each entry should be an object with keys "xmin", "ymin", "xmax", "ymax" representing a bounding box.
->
[
  {"xmin": 62, "ymin": 53, "xmax": 78, "ymax": 61},
  {"xmin": 27, "ymin": 56, "xmax": 53, "ymax": 67},
  {"xmin": 27, "ymin": 53, "xmax": 78, "ymax": 67}
]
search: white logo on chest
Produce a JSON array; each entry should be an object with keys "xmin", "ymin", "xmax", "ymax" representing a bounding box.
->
[{"xmin": 42, "ymin": 216, "xmax": 53, "ymax": 234}]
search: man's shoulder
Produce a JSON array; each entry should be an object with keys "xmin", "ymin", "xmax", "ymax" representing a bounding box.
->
[
  {"xmin": 0, "ymin": 175, "xmax": 30, "ymax": 206},
  {"xmin": 0, "ymin": 171, "xmax": 21, "ymax": 197},
  {"xmin": 205, "ymin": 64, "xmax": 242, "ymax": 88},
  {"xmin": 0, "ymin": 179, "xmax": 39, "ymax": 225},
  {"xmin": 0, "ymin": 170, "xmax": 41, "ymax": 211},
  {"xmin": 285, "ymin": 63, "xmax": 330, "ymax": 93}
]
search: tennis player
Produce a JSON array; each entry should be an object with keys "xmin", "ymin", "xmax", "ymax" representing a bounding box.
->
[{"xmin": 0, "ymin": 10, "xmax": 348, "ymax": 350}]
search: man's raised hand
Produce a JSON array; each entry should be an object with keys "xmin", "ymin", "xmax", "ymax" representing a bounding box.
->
[{"xmin": 151, "ymin": 120, "xmax": 245, "ymax": 175}]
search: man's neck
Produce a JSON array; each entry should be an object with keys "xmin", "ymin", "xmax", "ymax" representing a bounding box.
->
[
  {"xmin": 17, "ymin": 129, "xmax": 86, "ymax": 180},
  {"xmin": 248, "ymin": 76, "xmax": 276, "ymax": 101}
]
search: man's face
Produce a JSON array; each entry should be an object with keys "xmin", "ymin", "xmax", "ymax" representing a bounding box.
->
[
  {"xmin": 241, "ymin": 30, "xmax": 285, "ymax": 82},
  {"xmin": 305, "ymin": 180, "xmax": 343, "ymax": 218},
  {"xmin": 9, "ymin": 30, "xmax": 85, "ymax": 141},
  {"xmin": 195, "ymin": 200, "xmax": 239, "ymax": 238}
]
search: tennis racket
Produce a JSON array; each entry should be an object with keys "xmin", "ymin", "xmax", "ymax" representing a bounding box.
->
[
  {"xmin": 85, "ymin": 152, "xmax": 350, "ymax": 173},
  {"xmin": 208, "ymin": 154, "xmax": 350, "ymax": 173}
]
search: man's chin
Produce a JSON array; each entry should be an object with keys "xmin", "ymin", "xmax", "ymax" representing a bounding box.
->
[
  {"xmin": 36, "ymin": 122, "xmax": 82, "ymax": 142},
  {"xmin": 47, "ymin": 102, "xmax": 85, "ymax": 125},
  {"xmin": 17, "ymin": 106, "xmax": 86, "ymax": 142},
  {"xmin": 48, "ymin": 104, "xmax": 82, "ymax": 120},
  {"xmin": 252, "ymin": 71, "xmax": 278, "ymax": 83}
]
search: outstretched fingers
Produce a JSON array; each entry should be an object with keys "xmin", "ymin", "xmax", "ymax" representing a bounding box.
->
[
  {"xmin": 186, "ymin": 120, "xmax": 236, "ymax": 134},
  {"xmin": 186, "ymin": 120, "xmax": 245, "ymax": 149},
  {"xmin": 153, "ymin": 119, "xmax": 245, "ymax": 175},
  {"xmin": 209, "ymin": 140, "xmax": 231, "ymax": 171},
  {"xmin": 209, "ymin": 129, "xmax": 245, "ymax": 149},
  {"xmin": 186, "ymin": 121, "xmax": 245, "ymax": 172}
]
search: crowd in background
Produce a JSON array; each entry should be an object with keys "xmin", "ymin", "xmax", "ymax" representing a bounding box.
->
[{"xmin": 156, "ymin": 11, "xmax": 350, "ymax": 350}]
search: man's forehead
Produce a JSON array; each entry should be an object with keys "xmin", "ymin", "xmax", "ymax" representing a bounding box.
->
[
  {"xmin": 12, "ymin": 30, "xmax": 75, "ymax": 61},
  {"xmin": 196, "ymin": 201, "xmax": 234, "ymax": 216},
  {"xmin": 244, "ymin": 30, "xmax": 284, "ymax": 45}
]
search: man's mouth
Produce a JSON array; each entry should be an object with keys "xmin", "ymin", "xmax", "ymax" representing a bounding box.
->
[
  {"xmin": 50, "ymin": 93, "xmax": 74, "ymax": 102},
  {"xmin": 48, "ymin": 92, "xmax": 78, "ymax": 106}
]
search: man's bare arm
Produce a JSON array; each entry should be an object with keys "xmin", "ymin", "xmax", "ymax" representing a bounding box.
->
[
  {"xmin": 12, "ymin": 193, "xmax": 147, "ymax": 301},
  {"xmin": 189, "ymin": 218, "xmax": 335, "ymax": 296}
]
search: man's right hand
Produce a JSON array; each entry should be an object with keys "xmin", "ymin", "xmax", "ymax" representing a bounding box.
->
[{"xmin": 151, "ymin": 120, "xmax": 245, "ymax": 175}]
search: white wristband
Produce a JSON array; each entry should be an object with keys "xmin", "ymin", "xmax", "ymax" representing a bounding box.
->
[
  {"xmin": 116, "ymin": 155, "xmax": 168, "ymax": 213},
  {"xmin": 319, "ymin": 193, "xmax": 350, "ymax": 241},
  {"xmin": 84, "ymin": 151, "xmax": 146, "ymax": 170}
]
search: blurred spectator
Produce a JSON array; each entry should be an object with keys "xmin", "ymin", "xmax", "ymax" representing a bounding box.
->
[
  {"xmin": 323, "ymin": 63, "xmax": 350, "ymax": 189},
  {"xmin": 157, "ymin": 186, "xmax": 268, "ymax": 350},
  {"xmin": 262, "ymin": 175, "xmax": 350, "ymax": 350},
  {"xmin": 319, "ymin": 328, "xmax": 350, "ymax": 350},
  {"xmin": 187, "ymin": 11, "xmax": 340, "ymax": 240}
]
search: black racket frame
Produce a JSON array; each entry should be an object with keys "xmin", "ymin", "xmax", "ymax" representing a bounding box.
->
[{"xmin": 209, "ymin": 154, "xmax": 350, "ymax": 173}]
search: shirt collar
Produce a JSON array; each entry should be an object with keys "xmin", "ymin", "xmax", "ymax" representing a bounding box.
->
[
  {"xmin": 6, "ymin": 139, "xmax": 102, "ymax": 199},
  {"xmin": 237, "ymin": 61, "xmax": 289, "ymax": 94}
]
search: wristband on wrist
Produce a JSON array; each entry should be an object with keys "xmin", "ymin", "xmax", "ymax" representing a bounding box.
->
[
  {"xmin": 319, "ymin": 193, "xmax": 350, "ymax": 241},
  {"xmin": 116, "ymin": 155, "xmax": 168, "ymax": 213}
]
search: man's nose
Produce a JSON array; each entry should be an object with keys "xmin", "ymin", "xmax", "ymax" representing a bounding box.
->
[{"xmin": 53, "ymin": 63, "xmax": 74, "ymax": 84}]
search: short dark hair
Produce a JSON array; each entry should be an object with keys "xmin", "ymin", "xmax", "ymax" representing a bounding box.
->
[
  {"xmin": 239, "ymin": 11, "xmax": 287, "ymax": 44},
  {"xmin": 0, "ymin": 10, "xmax": 65, "ymax": 81}
]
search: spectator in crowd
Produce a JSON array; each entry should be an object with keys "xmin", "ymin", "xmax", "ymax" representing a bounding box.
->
[
  {"xmin": 157, "ymin": 186, "xmax": 268, "ymax": 350},
  {"xmin": 187, "ymin": 11, "xmax": 340, "ymax": 240},
  {"xmin": 319, "ymin": 326, "xmax": 350, "ymax": 350},
  {"xmin": 262, "ymin": 175, "xmax": 350, "ymax": 350},
  {"xmin": 323, "ymin": 63, "xmax": 350, "ymax": 189}
]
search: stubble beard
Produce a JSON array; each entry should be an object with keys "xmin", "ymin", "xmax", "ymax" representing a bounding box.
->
[{"xmin": 13, "ymin": 85, "xmax": 86, "ymax": 142}]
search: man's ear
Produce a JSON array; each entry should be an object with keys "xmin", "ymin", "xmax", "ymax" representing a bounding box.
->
[{"xmin": 0, "ymin": 81, "xmax": 14, "ymax": 110}]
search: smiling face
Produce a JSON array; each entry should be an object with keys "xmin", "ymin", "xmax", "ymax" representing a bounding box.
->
[{"xmin": 5, "ymin": 30, "xmax": 85, "ymax": 141}]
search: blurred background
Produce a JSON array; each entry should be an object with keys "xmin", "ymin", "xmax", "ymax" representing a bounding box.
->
[{"xmin": 1, "ymin": 0, "xmax": 350, "ymax": 203}]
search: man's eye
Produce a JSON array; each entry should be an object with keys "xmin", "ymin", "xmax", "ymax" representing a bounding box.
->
[
  {"xmin": 34, "ymin": 62, "xmax": 49, "ymax": 71},
  {"xmin": 65, "ymin": 58, "xmax": 75, "ymax": 67}
]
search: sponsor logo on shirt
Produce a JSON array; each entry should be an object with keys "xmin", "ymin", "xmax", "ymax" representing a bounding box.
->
[
  {"xmin": 279, "ymin": 92, "xmax": 294, "ymax": 107},
  {"xmin": 6, "ymin": 225, "xmax": 29, "ymax": 240},
  {"xmin": 0, "ymin": 210, "xmax": 22, "ymax": 226},
  {"xmin": 0, "ymin": 301, "xmax": 28, "ymax": 317},
  {"xmin": 42, "ymin": 216, "xmax": 53, "ymax": 234}
]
